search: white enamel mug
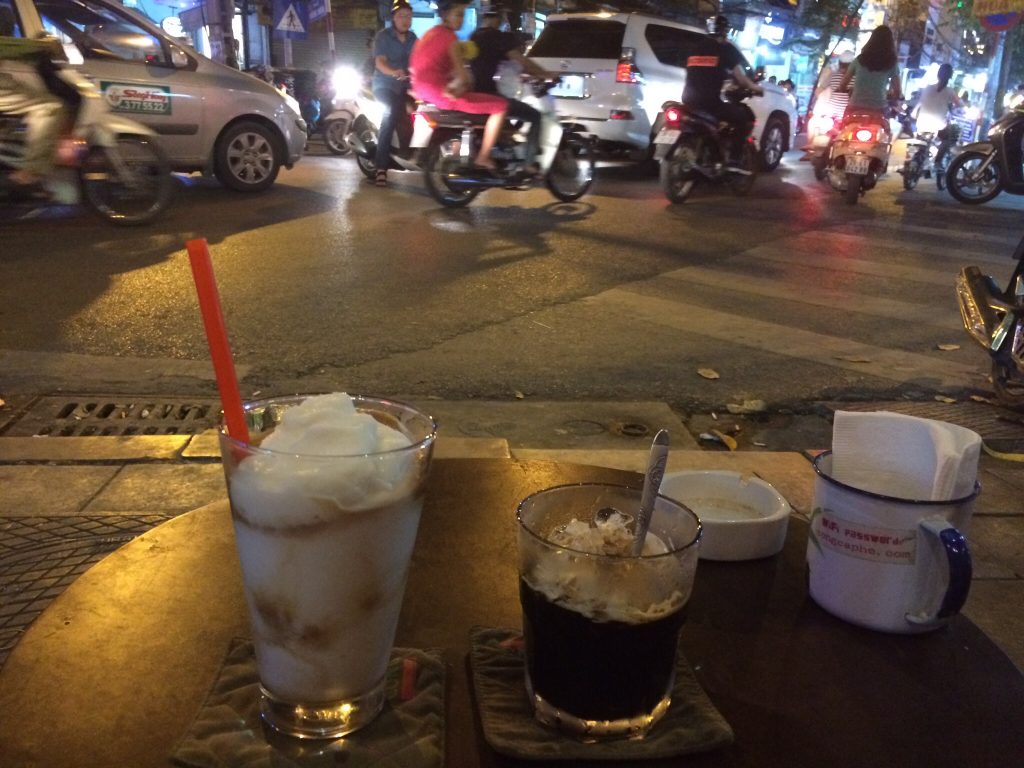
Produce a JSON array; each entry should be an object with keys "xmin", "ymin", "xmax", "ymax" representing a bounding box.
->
[{"xmin": 807, "ymin": 452, "xmax": 978, "ymax": 634}]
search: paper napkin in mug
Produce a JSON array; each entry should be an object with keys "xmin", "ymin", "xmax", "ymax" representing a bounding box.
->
[{"xmin": 831, "ymin": 411, "xmax": 981, "ymax": 501}]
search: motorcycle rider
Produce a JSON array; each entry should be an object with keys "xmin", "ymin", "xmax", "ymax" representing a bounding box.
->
[
  {"xmin": 469, "ymin": 6, "xmax": 554, "ymax": 175},
  {"xmin": 681, "ymin": 14, "xmax": 763, "ymax": 168},
  {"xmin": 410, "ymin": 0, "xmax": 506, "ymax": 174},
  {"xmin": 837, "ymin": 25, "xmax": 902, "ymax": 125},
  {"xmin": 371, "ymin": 0, "xmax": 417, "ymax": 187},
  {"xmin": 915, "ymin": 63, "xmax": 961, "ymax": 167},
  {"xmin": 0, "ymin": 6, "xmax": 67, "ymax": 191}
]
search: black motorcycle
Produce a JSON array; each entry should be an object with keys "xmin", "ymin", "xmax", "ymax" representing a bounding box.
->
[
  {"xmin": 946, "ymin": 105, "xmax": 1024, "ymax": 205},
  {"xmin": 956, "ymin": 231, "xmax": 1024, "ymax": 408},
  {"xmin": 652, "ymin": 89, "xmax": 758, "ymax": 204},
  {"xmin": 899, "ymin": 123, "xmax": 960, "ymax": 192}
]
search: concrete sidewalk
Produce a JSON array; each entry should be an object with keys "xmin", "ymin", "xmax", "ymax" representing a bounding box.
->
[{"xmin": 1, "ymin": 403, "xmax": 1022, "ymax": 673}]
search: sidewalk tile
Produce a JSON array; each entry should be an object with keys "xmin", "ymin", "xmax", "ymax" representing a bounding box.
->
[
  {"xmin": 0, "ymin": 465, "xmax": 120, "ymax": 516},
  {"xmin": 0, "ymin": 436, "xmax": 188, "ymax": 463},
  {"xmin": 84, "ymin": 465, "xmax": 226, "ymax": 514}
]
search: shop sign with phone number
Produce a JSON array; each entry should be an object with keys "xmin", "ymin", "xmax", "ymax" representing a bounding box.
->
[{"xmin": 101, "ymin": 83, "xmax": 172, "ymax": 115}]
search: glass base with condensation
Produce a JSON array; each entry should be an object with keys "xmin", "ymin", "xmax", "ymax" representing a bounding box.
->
[
  {"xmin": 259, "ymin": 678, "xmax": 387, "ymax": 739},
  {"xmin": 525, "ymin": 673, "xmax": 672, "ymax": 742}
]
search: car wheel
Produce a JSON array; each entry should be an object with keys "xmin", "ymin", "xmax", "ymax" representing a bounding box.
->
[
  {"xmin": 759, "ymin": 118, "xmax": 786, "ymax": 171},
  {"xmin": 215, "ymin": 121, "xmax": 280, "ymax": 192}
]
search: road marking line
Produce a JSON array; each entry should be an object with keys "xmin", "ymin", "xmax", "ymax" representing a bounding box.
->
[
  {"xmin": 586, "ymin": 289, "xmax": 978, "ymax": 387},
  {"xmin": 658, "ymin": 266, "xmax": 962, "ymax": 329}
]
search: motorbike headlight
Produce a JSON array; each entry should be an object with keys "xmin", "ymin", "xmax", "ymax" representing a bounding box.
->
[{"xmin": 332, "ymin": 65, "xmax": 362, "ymax": 102}]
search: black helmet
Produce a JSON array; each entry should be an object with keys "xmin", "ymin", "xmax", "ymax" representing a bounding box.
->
[
  {"xmin": 390, "ymin": 0, "xmax": 412, "ymax": 15},
  {"xmin": 707, "ymin": 15, "xmax": 729, "ymax": 37}
]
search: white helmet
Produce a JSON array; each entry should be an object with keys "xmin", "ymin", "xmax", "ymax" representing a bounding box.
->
[{"xmin": 838, "ymin": 51, "xmax": 855, "ymax": 64}]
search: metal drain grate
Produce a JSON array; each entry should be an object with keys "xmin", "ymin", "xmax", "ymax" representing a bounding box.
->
[
  {"xmin": 0, "ymin": 515, "xmax": 173, "ymax": 668},
  {"xmin": 2, "ymin": 396, "xmax": 222, "ymax": 437}
]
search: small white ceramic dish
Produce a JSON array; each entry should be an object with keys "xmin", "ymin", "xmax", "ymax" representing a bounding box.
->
[{"xmin": 660, "ymin": 470, "xmax": 791, "ymax": 561}]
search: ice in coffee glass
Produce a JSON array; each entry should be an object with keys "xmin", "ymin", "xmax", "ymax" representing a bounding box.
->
[
  {"xmin": 517, "ymin": 483, "xmax": 701, "ymax": 741},
  {"xmin": 218, "ymin": 393, "xmax": 435, "ymax": 739}
]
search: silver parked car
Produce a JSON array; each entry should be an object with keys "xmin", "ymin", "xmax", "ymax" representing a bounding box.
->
[{"xmin": 13, "ymin": 0, "xmax": 306, "ymax": 191}]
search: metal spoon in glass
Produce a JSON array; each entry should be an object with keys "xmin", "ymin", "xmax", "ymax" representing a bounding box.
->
[{"xmin": 633, "ymin": 429, "xmax": 670, "ymax": 555}]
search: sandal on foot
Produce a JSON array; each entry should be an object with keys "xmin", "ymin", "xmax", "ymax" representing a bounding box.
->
[{"xmin": 374, "ymin": 171, "xmax": 387, "ymax": 187}]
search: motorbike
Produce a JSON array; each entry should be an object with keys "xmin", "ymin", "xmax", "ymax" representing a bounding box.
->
[
  {"xmin": 956, "ymin": 231, "xmax": 1024, "ymax": 408},
  {"xmin": 653, "ymin": 88, "xmax": 758, "ymax": 204},
  {"xmin": 945, "ymin": 105, "xmax": 1024, "ymax": 206},
  {"xmin": 898, "ymin": 123, "xmax": 960, "ymax": 192},
  {"xmin": 343, "ymin": 87, "xmax": 421, "ymax": 178},
  {"xmin": 1, "ymin": 58, "xmax": 173, "ymax": 225},
  {"xmin": 416, "ymin": 78, "xmax": 595, "ymax": 208},
  {"xmin": 317, "ymin": 65, "xmax": 362, "ymax": 156},
  {"xmin": 820, "ymin": 109, "xmax": 893, "ymax": 205}
]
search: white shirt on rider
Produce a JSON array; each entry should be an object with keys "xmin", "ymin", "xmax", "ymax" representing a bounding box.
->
[{"xmin": 916, "ymin": 83, "xmax": 958, "ymax": 134}]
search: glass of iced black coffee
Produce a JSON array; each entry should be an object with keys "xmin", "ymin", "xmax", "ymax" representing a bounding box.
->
[{"xmin": 516, "ymin": 483, "xmax": 701, "ymax": 741}]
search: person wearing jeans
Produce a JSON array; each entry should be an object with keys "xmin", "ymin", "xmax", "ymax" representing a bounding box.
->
[{"xmin": 371, "ymin": 0, "xmax": 416, "ymax": 186}]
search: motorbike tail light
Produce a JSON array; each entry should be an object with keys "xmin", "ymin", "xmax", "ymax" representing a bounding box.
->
[
  {"xmin": 664, "ymin": 106, "xmax": 683, "ymax": 128},
  {"xmin": 616, "ymin": 47, "xmax": 642, "ymax": 84},
  {"xmin": 854, "ymin": 128, "xmax": 875, "ymax": 142}
]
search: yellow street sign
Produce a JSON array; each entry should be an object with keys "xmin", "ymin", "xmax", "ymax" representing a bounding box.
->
[{"xmin": 974, "ymin": 0, "xmax": 1024, "ymax": 17}]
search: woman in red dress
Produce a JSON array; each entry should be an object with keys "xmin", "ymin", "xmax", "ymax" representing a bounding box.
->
[{"xmin": 410, "ymin": 0, "xmax": 506, "ymax": 171}]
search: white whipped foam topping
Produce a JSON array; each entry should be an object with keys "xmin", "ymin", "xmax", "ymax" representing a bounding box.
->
[
  {"xmin": 547, "ymin": 512, "xmax": 667, "ymax": 557},
  {"xmin": 260, "ymin": 392, "xmax": 412, "ymax": 456},
  {"xmin": 229, "ymin": 393, "xmax": 419, "ymax": 528},
  {"xmin": 524, "ymin": 513, "xmax": 689, "ymax": 624}
]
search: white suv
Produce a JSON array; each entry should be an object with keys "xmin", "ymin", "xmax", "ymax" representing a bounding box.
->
[{"xmin": 527, "ymin": 12, "xmax": 797, "ymax": 171}]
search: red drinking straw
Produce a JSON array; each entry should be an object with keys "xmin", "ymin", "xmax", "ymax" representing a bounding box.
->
[{"xmin": 185, "ymin": 238, "xmax": 250, "ymax": 444}]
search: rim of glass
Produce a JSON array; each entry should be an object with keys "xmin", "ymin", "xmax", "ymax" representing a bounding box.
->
[
  {"xmin": 516, "ymin": 482, "xmax": 703, "ymax": 560},
  {"xmin": 813, "ymin": 450, "xmax": 981, "ymax": 506},
  {"xmin": 218, "ymin": 394, "xmax": 437, "ymax": 459}
]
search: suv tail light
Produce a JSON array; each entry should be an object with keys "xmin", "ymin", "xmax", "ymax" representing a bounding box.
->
[{"xmin": 616, "ymin": 47, "xmax": 642, "ymax": 84}]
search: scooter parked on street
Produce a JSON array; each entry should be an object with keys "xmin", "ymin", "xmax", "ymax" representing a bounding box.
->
[
  {"xmin": 945, "ymin": 104, "xmax": 1024, "ymax": 205},
  {"xmin": 822, "ymin": 110, "xmax": 893, "ymax": 205},
  {"xmin": 956, "ymin": 231, "xmax": 1024, "ymax": 408},
  {"xmin": 653, "ymin": 88, "xmax": 759, "ymax": 204},
  {"xmin": 417, "ymin": 78, "xmax": 595, "ymax": 208},
  {"xmin": 1, "ymin": 58, "xmax": 173, "ymax": 225}
]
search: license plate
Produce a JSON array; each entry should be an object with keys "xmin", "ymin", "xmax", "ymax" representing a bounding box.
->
[
  {"xmin": 549, "ymin": 75, "xmax": 586, "ymax": 99},
  {"xmin": 655, "ymin": 129, "xmax": 680, "ymax": 144},
  {"xmin": 846, "ymin": 154, "xmax": 869, "ymax": 175}
]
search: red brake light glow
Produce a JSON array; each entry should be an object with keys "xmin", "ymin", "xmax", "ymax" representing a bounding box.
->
[
  {"xmin": 664, "ymin": 106, "xmax": 683, "ymax": 126},
  {"xmin": 616, "ymin": 60, "xmax": 641, "ymax": 83}
]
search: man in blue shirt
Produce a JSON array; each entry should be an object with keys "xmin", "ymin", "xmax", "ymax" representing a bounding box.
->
[{"xmin": 371, "ymin": 0, "xmax": 416, "ymax": 186}]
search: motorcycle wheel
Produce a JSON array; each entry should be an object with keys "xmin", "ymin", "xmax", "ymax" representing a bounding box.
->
[
  {"xmin": 423, "ymin": 134, "xmax": 482, "ymax": 208},
  {"xmin": 844, "ymin": 173, "xmax": 861, "ymax": 205},
  {"xmin": 992, "ymin": 359, "xmax": 1024, "ymax": 409},
  {"xmin": 728, "ymin": 142, "xmax": 757, "ymax": 196},
  {"xmin": 812, "ymin": 155, "xmax": 827, "ymax": 181},
  {"xmin": 323, "ymin": 117, "xmax": 352, "ymax": 156},
  {"xmin": 660, "ymin": 140, "xmax": 697, "ymax": 204},
  {"xmin": 545, "ymin": 135, "xmax": 595, "ymax": 202},
  {"xmin": 947, "ymin": 151, "xmax": 1002, "ymax": 205},
  {"xmin": 902, "ymin": 160, "xmax": 920, "ymax": 191},
  {"xmin": 354, "ymin": 123, "xmax": 379, "ymax": 179},
  {"xmin": 80, "ymin": 136, "xmax": 173, "ymax": 226}
]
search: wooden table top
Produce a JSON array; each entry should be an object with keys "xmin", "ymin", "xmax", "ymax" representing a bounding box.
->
[{"xmin": 1, "ymin": 458, "xmax": 1021, "ymax": 768}]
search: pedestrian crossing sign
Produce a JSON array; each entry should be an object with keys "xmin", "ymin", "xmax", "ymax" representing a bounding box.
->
[{"xmin": 272, "ymin": 0, "xmax": 308, "ymax": 39}]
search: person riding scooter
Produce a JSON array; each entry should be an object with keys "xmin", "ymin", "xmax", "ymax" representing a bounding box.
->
[
  {"xmin": 469, "ymin": 6, "xmax": 554, "ymax": 175},
  {"xmin": 681, "ymin": 14, "xmax": 763, "ymax": 168},
  {"xmin": 0, "ymin": 6, "xmax": 70, "ymax": 192}
]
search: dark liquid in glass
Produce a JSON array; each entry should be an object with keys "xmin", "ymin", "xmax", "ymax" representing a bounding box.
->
[{"xmin": 519, "ymin": 579, "xmax": 686, "ymax": 721}]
